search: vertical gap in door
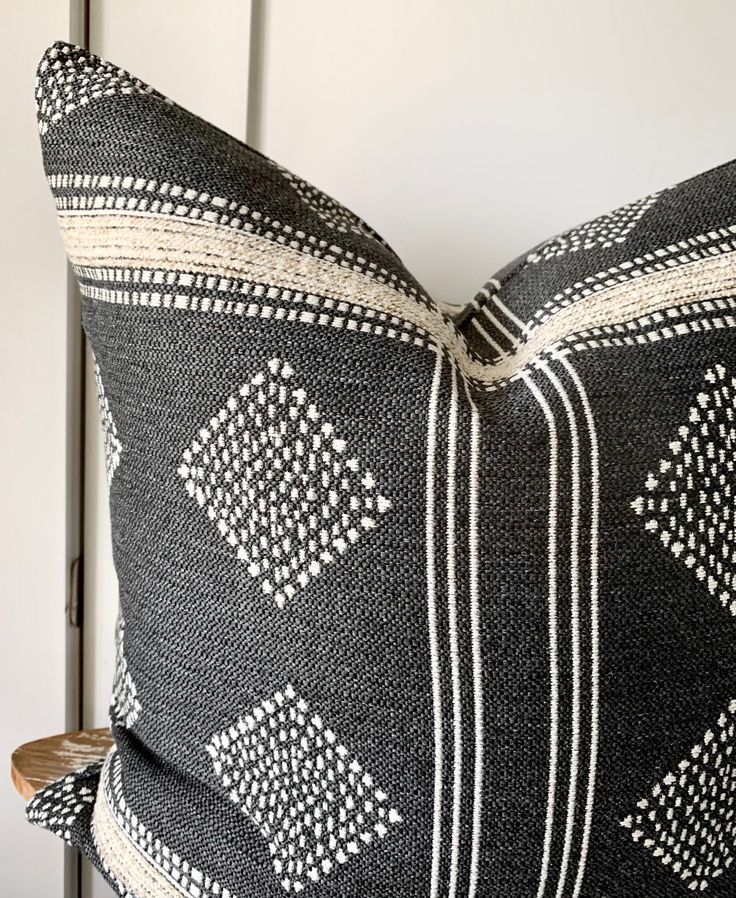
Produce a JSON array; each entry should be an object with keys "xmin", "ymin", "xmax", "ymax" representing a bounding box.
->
[
  {"xmin": 246, "ymin": 0, "xmax": 267, "ymax": 149},
  {"xmin": 65, "ymin": 3, "xmax": 89, "ymax": 898}
]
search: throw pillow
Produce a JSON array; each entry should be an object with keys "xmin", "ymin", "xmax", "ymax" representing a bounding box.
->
[{"xmin": 30, "ymin": 40, "xmax": 736, "ymax": 898}]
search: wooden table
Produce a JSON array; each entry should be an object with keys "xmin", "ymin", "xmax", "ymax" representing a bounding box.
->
[{"xmin": 11, "ymin": 729, "xmax": 113, "ymax": 800}]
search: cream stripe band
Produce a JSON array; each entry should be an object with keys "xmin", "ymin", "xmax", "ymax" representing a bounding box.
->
[
  {"xmin": 58, "ymin": 211, "xmax": 736, "ymax": 390},
  {"xmin": 93, "ymin": 770, "xmax": 187, "ymax": 898},
  {"xmin": 93, "ymin": 750, "xmax": 231, "ymax": 898},
  {"xmin": 59, "ymin": 211, "xmax": 465, "ymax": 358}
]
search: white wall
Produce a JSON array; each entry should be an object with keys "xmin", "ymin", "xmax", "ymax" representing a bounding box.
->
[
  {"xmin": 259, "ymin": 0, "xmax": 736, "ymax": 304},
  {"xmin": 0, "ymin": 5, "xmax": 71, "ymax": 898}
]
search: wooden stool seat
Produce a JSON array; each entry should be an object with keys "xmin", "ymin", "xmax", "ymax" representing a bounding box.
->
[{"xmin": 11, "ymin": 729, "xmax": 113, "ymax": 801}]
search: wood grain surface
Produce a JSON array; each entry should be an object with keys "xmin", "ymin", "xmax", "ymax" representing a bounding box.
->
[{"xmin": 11, "ymin": 729, "xmax": 113, "ymax": 801}]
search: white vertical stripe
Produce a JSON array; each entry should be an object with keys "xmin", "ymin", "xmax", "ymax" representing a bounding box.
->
[
  {"xmin": 559, "ymin": 357, "xmax": 600, "ymax": 898},
  {"xmin": 539, "ymin": 362, "xmax": 582, "ymax": 898},
  {"xmin": 522, "ymin": 371, "xmax": 560, "ymax": 898},
  {"xmin": 426, "ymin": 351, "xmax": 444, "ymax": 898},
  {"xmin": 482, "ymin": 305, "xmax": 519, "ymax": 347},
  {"xmin": 470, "ymin": 316, "xmax": 506, "ymax": 357},
  {"xmin": 467, "ymin": 394, "xmax": 484, "ymax": 898},
  {"xmin": 492, "ymin": 294, "xmax": 526, "ymax": 333},
  {"xmin": 446, "ymin": 367, "xmax": 463, "ymax": 898}
]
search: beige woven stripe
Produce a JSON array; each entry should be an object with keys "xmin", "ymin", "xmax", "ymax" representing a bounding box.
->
[
  {"xmin": 58, "ymin": 211, "xmax": 461, "ymax": 342},
  {"xmin": 523, "ymin": 251, "xmax": 736, "ymax": 348},
  {"xmin": 58, "ymin": 211, "xmax": 736, "ymax": 385},
  {"xmin": 93, "ymin": 776, "xmax": 186, "ymax": 898},
  {"xmin": 490, "ymin": 251, "xmax": 736, "ymax": 378}
]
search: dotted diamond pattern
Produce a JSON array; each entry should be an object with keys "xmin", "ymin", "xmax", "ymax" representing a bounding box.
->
[
  {"xmin": 621, "ymin": 699, "xmax": 736, "ymax": 890},
  {"xmin": 36, "ymin": 42, "xmax": 164, "ymax": 135},
  {"xmin": 26, "ymin": 769, "xmax": 97, "ymax": 842},
  {"xmin": 632, "ymin": 364, "xmax": 736, "ymax": 616},
  {"xmin": 95, "ymin": 360, "xmax": 122, "ymax": 485},
  {"xmin": 207, "ymin": 685, "xmax": 402, "ymax": 892},
  {"xmin": 528, "ymin": 191, "xmax": 661, "ymax": 263},
  {"xmin": 178, "ymin": 358, "xmax": 391, "ymax": 608}
]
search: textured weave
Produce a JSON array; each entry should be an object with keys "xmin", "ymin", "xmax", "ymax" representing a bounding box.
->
[{"xmin": 29, "ymin": 40, "xmax": 736, "ymax": 898}]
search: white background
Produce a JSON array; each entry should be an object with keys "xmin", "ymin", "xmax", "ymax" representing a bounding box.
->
[{"xmin": 4, "ymin": 2, "xmax": 736, "ymax": 895}]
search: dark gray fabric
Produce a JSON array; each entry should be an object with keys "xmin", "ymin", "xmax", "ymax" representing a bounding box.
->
[{"xmin": 29, "ymin": 40, "xmax": 736, "ymax": 898}]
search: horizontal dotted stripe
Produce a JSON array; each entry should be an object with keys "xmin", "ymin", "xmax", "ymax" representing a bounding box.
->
[
  {"xmin": 64, "ymin": 213, "xmax": 736, "ymax": 393},
  {"xmin": 48, "ymin": 171, "xmax": 436, "ymax": 315}
]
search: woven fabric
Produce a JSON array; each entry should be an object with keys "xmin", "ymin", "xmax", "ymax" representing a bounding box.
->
[{"xmin": 29, "ymin": 40, "xmax": 736, "ymax": 898}]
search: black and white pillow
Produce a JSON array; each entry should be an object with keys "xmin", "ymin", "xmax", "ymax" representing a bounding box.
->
[{"xmin": 31, "ymin": 40, "xmax": 736, "ymax": 898}]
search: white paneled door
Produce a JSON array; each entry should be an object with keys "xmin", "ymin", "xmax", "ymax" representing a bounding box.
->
[{"xmin": 0, "ymin": 4, "xmax": 71, "ymax": 898}]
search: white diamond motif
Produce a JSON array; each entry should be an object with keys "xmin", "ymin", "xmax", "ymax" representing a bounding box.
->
[
  {"xmin": 207, "ymin": 685, "xmax": 402, "ymax": 893},
  {"xmin": 110, "ymin": 613, "xmax": 141, "ymax": 728},
  {"xmin": 36, "ymin": 43, "xmax": 164, "ymax": 136},
  {"xmin": 632, "ymin": 364, "xmax": 736, "ymax": 615},
  {"xmin": 528, "ymin": 191, "xmax": 661, "ymax": 263},
  {"xmin": 94, "ymin": 360, "xmax": 122, "ymax": 485},
  {"xmin": 621, "ymin": 699, "xmax": 736, "ymax": 890},
  {"xmin": 26, "ymin": 769, "xmax": 96, "ymax": 842},
  {"xmin": 178, "ymin": 358, "xmax": 391, "ymax": 608}
]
